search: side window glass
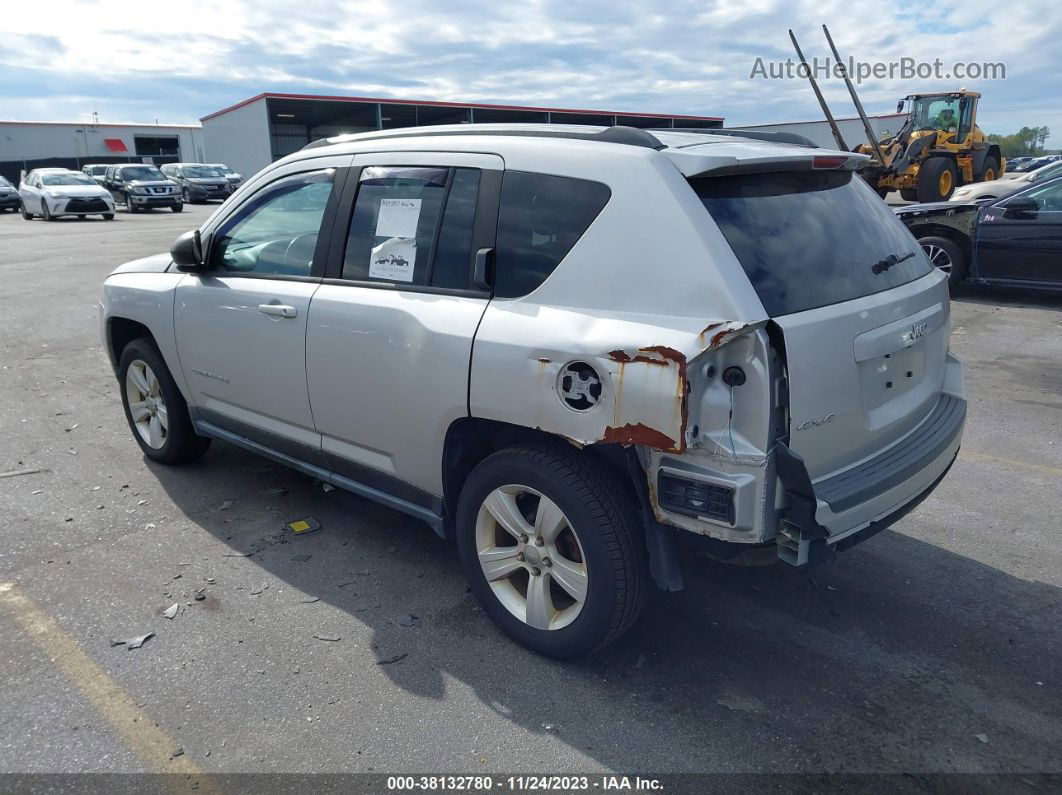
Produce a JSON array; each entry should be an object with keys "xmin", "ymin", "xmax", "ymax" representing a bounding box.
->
[
  {"xmin": 1023, "ymin": 181, "xmax": 1062, "ymax": 211},
  {"xmin": 342, "ymin": 167, "xmax": 449, "ymax": 285},
  {"xmin": 212, "ymin": 169, "xmax": 335, "ymax": 277},
  {"xmin": 494, "ymin": 172, "xmax": 611, "ymax": 298},
  {"xmin": 430, "ymin": 168, "xmax": 481, "ymax": 289}
]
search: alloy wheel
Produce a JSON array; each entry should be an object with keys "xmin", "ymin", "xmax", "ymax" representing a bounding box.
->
[
  {"xmin": 922, "ymin": 243, "xmax": 953, "ymax": 274},
  {"xmin": 475, "ymin": 485, "xmax": 588, "ymax": 631},
  {"xmin": 125, "ymin": 359, "xmax": 168, "ymax": 449}
]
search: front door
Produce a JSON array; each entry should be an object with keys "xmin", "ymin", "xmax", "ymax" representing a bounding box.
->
[
  {"xmin": 976, "ymin": 180, "xmax": 1062, "ymax": 285},
  {"xmin": 174, "ymin": 165, "xmax": 345, "ymax": 464},
  {"xmin": 306, "ymin": 153, "xmax": 502, "ymax": 501}
]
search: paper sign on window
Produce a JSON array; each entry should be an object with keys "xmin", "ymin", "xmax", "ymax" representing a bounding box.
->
[
  {"xmin": 369, "ymin": 237, "xmax": 417, "ymax": 282},
  {"xmin": 375, "ymin": 198, "xmax": 421, "ymax": 238}
]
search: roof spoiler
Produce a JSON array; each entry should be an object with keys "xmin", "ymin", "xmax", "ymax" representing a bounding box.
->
[{"xmin": 672, "ymin": 127, "xmax": 821, "ymax": 148}]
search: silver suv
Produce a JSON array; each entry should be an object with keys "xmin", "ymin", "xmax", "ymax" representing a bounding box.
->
[{"xmin": 99, "ymin": 125, "xmax": 966, "ymax": 657}]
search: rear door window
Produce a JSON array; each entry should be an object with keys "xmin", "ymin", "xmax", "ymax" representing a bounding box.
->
[
  {"xmin": 494, "ymin": 172, "xmax": 610, "ymax": 298},
  {"xmin": 342, "ymin": 166, "xmax": 481, "ymax": 288},
  {"xmin": 694, "ymin": 170, "xmax": 932, "ymax": 316}
]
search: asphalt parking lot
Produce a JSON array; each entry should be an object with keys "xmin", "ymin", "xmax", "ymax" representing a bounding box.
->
[{"xmin": 1, "ymin": 204, "xmax": 1060, "ymax": 780}]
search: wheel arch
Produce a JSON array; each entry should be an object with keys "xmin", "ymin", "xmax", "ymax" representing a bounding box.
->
[{"xmin": 909, "ymin": 223, "xmax": 973, "ymax": 261}]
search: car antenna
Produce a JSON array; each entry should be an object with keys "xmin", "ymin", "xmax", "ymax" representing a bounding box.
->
[
  {"xmin": 821, "ymin": 25, "xmax": 887, "ymax": 165},
  {"xmin": 788, "ymin": 29, "xmax": 849, "ymax": 151}
]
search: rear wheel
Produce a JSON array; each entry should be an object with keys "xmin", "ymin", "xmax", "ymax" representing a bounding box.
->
[
  {"xmin": 917, "ymin": 157, "xmax": 958, "ymax": 202},
  {"xmin": 899, "ymin": 188, "xmax": 919, "ymax": 202},
  {"xmin": 919, "ymin": 235, "xmax": 967, "ymax": 290},
  {"xmin": 977, "ymin": 155, "xmax": 1000, "ymax": 183},
  {"xmin": 118, "ymin": 338, "xmax": 211, "ymax": 465},
  {"xmin": 456, "ymin": 442, "xmax": 648, "ymax": 658}
]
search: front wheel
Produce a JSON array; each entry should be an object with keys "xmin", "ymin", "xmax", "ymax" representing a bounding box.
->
[
  {"xmin": 102, "ymin": 213, "xmax": 114, "ymax": 220},
  {"xmin": 118, "ymin": 338, "xmax": 211, "ymax": 465},
  {"xmin": 21, "ymin": 203, "xmax": 33, "ymax": 220},
  {"xmin": 917, "ymin": 157, "xmax": 958, "ymax": 202},
  {"xmin": 919, "ymin": 235, "xmax": 968, "ymax": 290},
  {"xmin": 456, "ymin": 442, "xmax": 648, "ymax": 658},
  {"xmin": 171, "ymin": 203, "xmax": 184, "ymax": 213},
  {"xmin": 126, "ymin": 193, "xmax": 138, "ymax": 213},
  {"xmin": 41, "ymin": 201, "xmax": 56, "ymax": 221}
]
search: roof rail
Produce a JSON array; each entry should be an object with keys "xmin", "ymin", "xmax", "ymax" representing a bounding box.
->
[{"xmin": 302, "ymin": 125, "xmax": 666, "ymax": 152}]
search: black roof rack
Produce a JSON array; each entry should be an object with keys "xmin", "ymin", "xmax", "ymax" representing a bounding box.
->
[
  {"xmin": 302, "ymin": 125, "xmax": 667, "ymax": 152},
  {"xmin": 667, "ymin": 127, "xmax": 819, "ymax": 148}
]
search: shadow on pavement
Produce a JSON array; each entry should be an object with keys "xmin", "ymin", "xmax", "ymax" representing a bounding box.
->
[{"xmin": 150, "ymin": 441, "xmax": 1061, "ymax": 772}]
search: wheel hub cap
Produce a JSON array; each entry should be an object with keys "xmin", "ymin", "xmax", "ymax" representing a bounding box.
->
[{"xmin": 125, "ymin": 359, "xmax": 168, "ymax": 449}]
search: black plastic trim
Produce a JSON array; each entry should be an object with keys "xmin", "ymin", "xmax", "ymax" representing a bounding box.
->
[
  {"xmin": 815, "ymin": 394, "xmax": 966, "ymax": 513},
  {"xmin": 303, "ymin": 125, "xmax": 666, "ymax": 151}
]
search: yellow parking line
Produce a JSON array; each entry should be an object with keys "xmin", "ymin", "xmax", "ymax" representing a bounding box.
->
[
  {"xmin": 963, "ymin": 450, "xmax": 1062, "ymax": 478},
  {"xmin": 0, "ymin": 582, "xmax": 217, "ymax": 790}
]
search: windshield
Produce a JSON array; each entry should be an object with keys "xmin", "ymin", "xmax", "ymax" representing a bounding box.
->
[
  {"xmin": 910, "ymin": 96, "xmax": 960, "ymax": 131},
  {"xmin": 183, "ymin": 166, "xmax": 222, "ymax": 178},
  {"xmin": 0, "ymin": 176, "xmax": 12, "ymax": 188},
  {"xmin": 211, "ymin": 165, "xmax": 235, "ymax": 175},
  {"xmin": 694, "ymin": 170, "xmax": 932, "ymax": 316},
  {"xmin": 1030, "ymin": 162, "xmax": 1062, "ymax": 182},
  {"xmin": 120, "ymin": 166, "xmax": 165, "ymax": 181},
  {"xmin": 41, "ymin": 173, "xmax": 97, "ymax": 186},
  {"xmin": 87, "ymin": 166, "xmax": 108, "ymax": 175}
]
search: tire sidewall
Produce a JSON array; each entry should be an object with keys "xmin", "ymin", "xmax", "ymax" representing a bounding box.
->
[
  {"xmin": 456, "ymin": 450, "xmax": 625, "ymax": 658},
  {"xmin": 118, "ymin": 340, "xmax": 193, "ymax": 464},
  {"xmin": 919, "ymin": 235, "xmax": 967, "ymax": 289}
]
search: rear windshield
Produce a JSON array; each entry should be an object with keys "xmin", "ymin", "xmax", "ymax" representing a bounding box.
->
[{"xmin": 694, "ymin": 170, "xmax": 932, "ymax": 316}]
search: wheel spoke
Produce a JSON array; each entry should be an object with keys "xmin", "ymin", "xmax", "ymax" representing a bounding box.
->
[
  {"xmin": 524, "ymin": 572, "xmax": 554, "ymax": 630},
  {"xmin": 548, "ymin": 556, "xmax": 588, "ymax": 603},
  {"xmin": 478, "ymin": 546, "xmax": 524, "ymax": 582},
  {"xmin": 127, "ymin": 365, "xmax": 150, "ymax": 396},
  {"xmin": 155, "ymin": 403, "xmax": 169, "ymax": 430},
  {"xmin": 148, "ymin": 415, "xmax": 164, "ymax": 448},
  {"xmin": 128, "ymin": 401, "xmax": 150, "ymax": 423},
  {"xmin": 483, "ymin": 489, "xmax": 532, "ymax": 540},
  {"xmin": 534, "ymin": 496, "xmax": 567, "ymax": 543},
  {"xmin": 146, "ymin": 367, "xmax": 160, "ymax": 397}
]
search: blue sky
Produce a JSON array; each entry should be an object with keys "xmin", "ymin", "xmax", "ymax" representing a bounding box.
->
[{"xmin": 1, "ymin": 0, "xmax": 1059, "ymax": 144}]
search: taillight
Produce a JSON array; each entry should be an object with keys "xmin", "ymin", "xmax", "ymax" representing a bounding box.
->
[{"xmin": 812, "ymin": 155, "xmax": 849, "ymax": 169}]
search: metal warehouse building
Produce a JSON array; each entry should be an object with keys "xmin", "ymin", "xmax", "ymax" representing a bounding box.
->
[
  {"xmin": 202, "ymin": 92, "xmax": 724, "ymax": 180},
  {"xmin": 734, "ymin": 112, "xmax": 907, "ymax": 150},
  {"xmin": 0, "ymin": 121, "xmax": 205, "ymax": 183}
]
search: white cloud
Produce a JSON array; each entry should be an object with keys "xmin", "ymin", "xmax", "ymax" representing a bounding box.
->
[{"xmin": 0, "ymin": 0, "xmax": 1059, "ymax": 141}]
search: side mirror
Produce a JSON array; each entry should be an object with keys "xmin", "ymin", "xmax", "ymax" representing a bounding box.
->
[
  {"xmin": 171, "ymin": 229, "xmax": 206, "ymax": 272},
  {"xmin": 1001, "ymin": 196, "xmax": 1039, "ymax": 216},
  {"xmin": 896, "ymin": 100, "xmax": 905, "ymax": 114}
]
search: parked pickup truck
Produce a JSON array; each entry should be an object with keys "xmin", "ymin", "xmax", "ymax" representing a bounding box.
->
[{"xmin": 103, "ymin": 165, "xmax": 183, "ymax": 213}]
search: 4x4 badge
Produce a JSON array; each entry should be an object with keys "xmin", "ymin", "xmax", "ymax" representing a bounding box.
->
[{"xmin": 797, "ymin": 412, "xmax": 835, "ymax": 431}]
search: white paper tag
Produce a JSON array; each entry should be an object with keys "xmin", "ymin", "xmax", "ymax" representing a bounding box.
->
[
  {"xmin": 375, "ymin": 198, "xmax": 421, "ymax": 238},
  {"xmin": 369, "ymin": 238, "xmax": 417, "ymax": 282}
]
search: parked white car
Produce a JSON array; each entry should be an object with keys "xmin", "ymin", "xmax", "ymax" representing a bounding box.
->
[
  {"xmin": 99, "ymin": 124, "xmax": 966, "ymax": 657},
  {"xmin": 20, "ymin": 169, "xmax": 115, "ymax": 220}
]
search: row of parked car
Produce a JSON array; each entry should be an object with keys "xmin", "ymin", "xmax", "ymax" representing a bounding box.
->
[
  {"xmin": 1004, "ymin": 153, "xmax": 1062, "ymax": 173},
  {"xmin": 0, "ymin": 162, "xmax": 243, "ymax": 220}
]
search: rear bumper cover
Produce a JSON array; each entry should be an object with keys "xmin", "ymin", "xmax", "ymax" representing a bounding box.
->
[{"xmin": 776, "ymin": 387, "xmax": 966, "ymax": 566}]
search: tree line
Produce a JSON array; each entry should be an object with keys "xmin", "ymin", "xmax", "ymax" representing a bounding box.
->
[{"xmin": 986, "ymin": 126, "xmax": 1053, "ymax": 157}]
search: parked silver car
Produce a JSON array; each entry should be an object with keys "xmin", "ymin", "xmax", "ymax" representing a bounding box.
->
[
  {"xmin": 20, "ymin": 169, "xmax": 115, "ymax": 220},
  {"xmin": 950, "ymin": 159, "xmax": 1062, "ymax": 202},
  {"xmin": 99, "ymin": 125, "xmax": 966, "ymax": 657}
]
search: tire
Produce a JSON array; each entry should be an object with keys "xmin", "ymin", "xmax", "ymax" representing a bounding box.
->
[
  {"xmin": 126, "ymin": 193, "xmax": 138, "ymax": 213},
  {"xmin": 21, "ymin": 203, "xmax": 33, "ymax": 220},
  {"xmin": 919, "ymin": 235, "xmax": 967, "ymax": 290},
  {"xmin": 875, "ymin": 187, "xmax": 890, "ymax": 199},
  {"xmin": 182, "ymin": 187, "xmax": 194, "ymax": 204},
  {"xmin": 900, "ymin": 188, "xmax": 919, "ymax": 202},
  {"xmin": 456, "ymin": 442, "xmax": 648, "ymax": 658},
  {"xmin": 171, "ymin": 203, "xmax": 184, "ymax": 213},
  {"xmin": 977, "ymin": 155, "xmax": 1000, "ymax": 183},
  {"xmin": 917, "ymin": 157, "xmax": 958, "ymax": 202},
  {"xmin": 118, "ymin": 338, "xmax": 211, "ymax": 465},
  {"xmin": 41, "ymin": 200, "xmax": 56, "ymax": 221},
  {"xmin": 102, "ymin": 213, "xmax": 114, "ymax": 220}
]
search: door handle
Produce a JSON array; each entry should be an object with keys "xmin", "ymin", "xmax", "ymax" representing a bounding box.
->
[{"xmin": 258, "ymin": 303, "xmax": 297, "ymax": 318}]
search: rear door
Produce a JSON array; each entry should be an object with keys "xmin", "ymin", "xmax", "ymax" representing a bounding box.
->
[
  {"xmin": 695, "ymin": 169, "xmax": 948, "ymax": 481},
  {"xmin": 976, "ymin": 180, "xmax": 1062, "ymax": 284},
  {"xmin": 306, "ymin": 153, "xmax": 502, "ymax": 498}
]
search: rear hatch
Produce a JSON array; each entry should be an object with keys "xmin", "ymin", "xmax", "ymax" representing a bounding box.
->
[{"xmin": 693, "ymin": 167, "xmax": 949, "ymax": 483}]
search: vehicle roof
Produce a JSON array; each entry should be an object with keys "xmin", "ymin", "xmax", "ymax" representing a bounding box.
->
[
  {"xmin": 906, "ymin": 90, "xmax": 981, "ymax": 99},
  {"xmin": 292, "ymin": 123, "xmax": 864, "ymax": 178}
]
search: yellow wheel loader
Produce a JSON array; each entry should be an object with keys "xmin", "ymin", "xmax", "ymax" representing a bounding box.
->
[
  {"xmin": 789, "ymin": 27, "xmax": 1005, "ymax": 203},
  {"xmin": 862, "ymin": 91, "xmax": 1004, "ymax": 202}
]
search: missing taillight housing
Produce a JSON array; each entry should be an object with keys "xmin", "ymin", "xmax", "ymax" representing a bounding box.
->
[{"xmin": 812, "ymin": 155, "xmax": 849, "ymax": 169}]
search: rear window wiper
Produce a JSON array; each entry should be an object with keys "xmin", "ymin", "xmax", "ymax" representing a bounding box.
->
[{"xmin": 871, "ymin": 250, "xmax": 915, "ymax": 274}]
